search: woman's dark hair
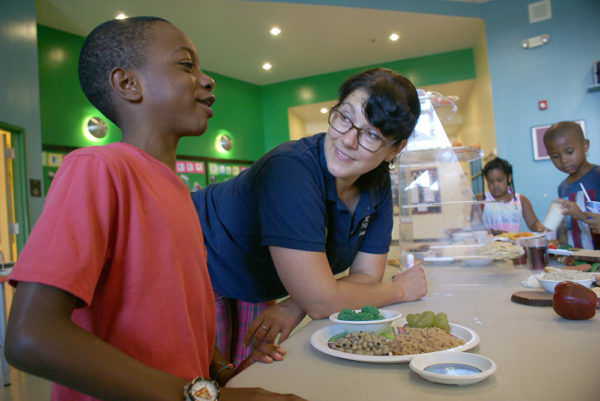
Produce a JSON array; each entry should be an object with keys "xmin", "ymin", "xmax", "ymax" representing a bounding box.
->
[
  {"xmin": 482, "ymin": 157, "xmax": 515, "ymax": 200},
  {"xmin": 334, "ymin": 68, "xmax": 421, "ymax": 189}
]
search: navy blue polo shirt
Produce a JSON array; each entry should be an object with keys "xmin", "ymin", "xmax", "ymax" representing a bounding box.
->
[{"xmin": 192, "ymin": 132, "xmax": 393, "ymax": 302}]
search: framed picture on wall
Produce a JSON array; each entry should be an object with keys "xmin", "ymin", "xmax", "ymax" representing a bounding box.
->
[{"xmin": 531, "ymin": 120, "xmax": 586, "ymax": 160}]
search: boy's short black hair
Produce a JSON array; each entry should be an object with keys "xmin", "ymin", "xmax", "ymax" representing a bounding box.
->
[
  {"xmin": 543, "ymin": 121, "xmax": 585, "ymax": 146},
  {"xmin": 78, "ymin": 16, "xmax": 169, "ymax": 124}
]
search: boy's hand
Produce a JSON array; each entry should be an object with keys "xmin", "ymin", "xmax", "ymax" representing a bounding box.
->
[
  {"xmin": 556, "ymin": 199, "xmax": 585, "ymax": 221},
  {"xmin": 583, "ymin": 212, "xmax": 600, "ymax": 234}
]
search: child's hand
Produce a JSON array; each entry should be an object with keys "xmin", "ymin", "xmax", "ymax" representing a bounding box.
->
[
  {"xmin": 583, "ymin": 212, "xmax": 600, "ymax": 234},
  {"xmin": 556, "ymin": 199, "xmax": 585, "ymax": 221}
]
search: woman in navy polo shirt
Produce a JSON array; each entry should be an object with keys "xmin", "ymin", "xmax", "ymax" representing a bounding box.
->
[{"xmin": 192, "ymin": 68, "xmax": 427, "ymax": 367}]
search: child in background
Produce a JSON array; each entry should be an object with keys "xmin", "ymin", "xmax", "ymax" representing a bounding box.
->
[
  {"xmin": 5, "ymin": 16, "xmax": 305, "ymax": 401},
  {"xmin": 544, "ymin": 121, "xmax": 600, "ymax": 249},
  {"xmin": 479, "ymin": 157, "xmax": 546, "ymax": 235}
]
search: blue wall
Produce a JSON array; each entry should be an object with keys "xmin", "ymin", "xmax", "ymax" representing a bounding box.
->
[
  {"xmin": 484, "ymin": 0, "xmax": 600, "ymax": 218},
  {"xmin": 270, "ymin": 0, "xmax": 600, "ymax": 221}
]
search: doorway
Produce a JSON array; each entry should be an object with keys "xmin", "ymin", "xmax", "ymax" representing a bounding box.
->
[{"xmin": 0, "ymin": 128, "xmax": 18, "ymax": 264}]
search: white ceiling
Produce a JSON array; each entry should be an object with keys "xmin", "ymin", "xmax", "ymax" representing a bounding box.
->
[
  {"xmin": 35, "ymin": 0, "xmax": 485, "ymax": 86},
  {"xmin": 35, "ymin": 0, "xmax": 486, "ymax": 136}
]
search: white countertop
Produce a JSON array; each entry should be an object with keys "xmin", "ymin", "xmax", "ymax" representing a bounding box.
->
[{"xmin": 228, "ymin": 261, "xmax": 600, "ymax": 401}]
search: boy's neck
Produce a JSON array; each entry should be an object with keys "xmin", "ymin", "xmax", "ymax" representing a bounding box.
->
[
  {"xmin": 567, "ymin": 161, "xmax": 594, "ymax": 183},
  {"xmin": 121, "ymin": 134, "xmax": 179, "ymax": 171}
]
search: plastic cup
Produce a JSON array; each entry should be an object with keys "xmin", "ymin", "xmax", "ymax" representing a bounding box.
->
[
  {"xmin": 512, "ymin": 238, "xmax": 528, "ymax": 266},
  {"xmin": 542, "ymin": 201, "xmax": 564, "ymax": 231},
  {"xmin": 585, "ymin": 200, "xmax": 600, "ymax": 213},
  {"xmin": 522, "ymin": 238, "xmax": 549, "ymax": 270}
]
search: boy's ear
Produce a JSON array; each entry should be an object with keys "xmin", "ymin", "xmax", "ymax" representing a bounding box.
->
[
  {"xmin": 109, "ymin": 67, "xmax": 142, "ymax": 102},
  {"xmin": 584, "ymin": 139, "xmax": 590, "ymax": 153}
]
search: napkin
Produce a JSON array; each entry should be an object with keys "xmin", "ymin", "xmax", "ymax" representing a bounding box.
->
[{"xmin": 521, "ymin": 274, "xmax": 541, "ymax": 288}]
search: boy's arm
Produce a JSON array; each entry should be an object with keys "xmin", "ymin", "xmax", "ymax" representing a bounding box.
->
[
  {"xmin": 5, "ymin": 282, "xmax": 187, "ymax": 401},
  {"xmin": 6, "ymin": 282, "xmax": 308, "ymax": 401}
]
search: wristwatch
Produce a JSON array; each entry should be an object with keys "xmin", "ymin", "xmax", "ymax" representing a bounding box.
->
[{"xmin": 183, "ymin": 377, "xmax": 220, "ymax": 401}]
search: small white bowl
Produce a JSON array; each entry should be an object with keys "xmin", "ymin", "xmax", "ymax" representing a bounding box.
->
[
  {"xmin": 329, "ymin": 308, "xmax": 401, "ymax": 333},
  {"xmin": 535, "ymin": 275, "xmax": 596, "ymax": 294},
  {"xmin": 409, "ymin": 351, "xmax": 496, "ymax": 385}
]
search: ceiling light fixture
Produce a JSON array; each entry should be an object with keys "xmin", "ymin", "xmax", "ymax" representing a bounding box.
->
[
  {"xmin": 320, "ymin": 107, "xmax": 328, "ymax": 114},
  {"xmin": 521, "ymin": 34, "xmax": 549, "ymax": 49},
  {"xmin": 262, "ymin": 62, "xmax": 272, "ymax": 71},
  {"xmin": 115, "ymin": 13, "xmax": 128, "ymax": 20},
  {"xmin": 389, "ymin": 33, "xmax": 400, "ymax": 41},
  {"xmin": 270, "ymin": 27, "xmax": 281, "ymax": 36}
]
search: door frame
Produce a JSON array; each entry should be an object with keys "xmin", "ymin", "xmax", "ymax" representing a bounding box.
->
[{"xmin": 0, "ymin": 121, "xmax": 29, "ymax": 255}]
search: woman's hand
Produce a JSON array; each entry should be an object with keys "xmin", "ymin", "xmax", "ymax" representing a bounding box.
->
[
  {"xmin": 242, "ymin": 298, "xmax": 307, "ymax": 354},
  {"xmin": 583, "ymin": 212, "xmax": 600, "ymax": 234},
  {"xmin": 391, "ymin": 266, "xmax": 427, "ymax": 302}
]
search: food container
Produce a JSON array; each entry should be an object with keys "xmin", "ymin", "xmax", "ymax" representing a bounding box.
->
[
  {"xmin": 542, "ymin": 201, "xmax": 564, "ymax": 231},
  {"xmin": 535, "ymin": 275, "xmax": 596, "ymax": 293},
  {"xmin": 329, "ymin": 309, "xmax": 402, "ymax": 333},
  {"xmin": 522, "ymin": 238, "xmax": 549, "ymax": 270},
  {"xmin": 512, "ymin": 238, "xmax": 528, "ymax": 266}
]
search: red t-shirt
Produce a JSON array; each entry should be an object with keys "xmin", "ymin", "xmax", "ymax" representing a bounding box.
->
[{"xmin": 10, "ymin": 143, "xmax": 215, "ymax": 401}]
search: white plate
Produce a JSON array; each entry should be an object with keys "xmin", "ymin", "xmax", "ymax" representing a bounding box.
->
[
  {"xmin": 493, "ymin": 232, "xmax": 545, "ymax": 242},
  {"xmin": 310, "ymin": 322, "xmax": 479, "ymax": 364},
  {"xmin": 462, "ymin": 256, "xmax": 494, "ymax": 267},
  {"xmin": 409, "ymin": 351, "xmax": 496, "ymax": 385},
  {"xmin": 423, "ymin": 256, "xmax": 455, "ymax": 264},
  {"xmin": 423, "ymin": 255, "xmax": 493, "ymax": 266},
  {"xmin": 547, "ymin": 248, "xmax": 572, "ymax": 256}
]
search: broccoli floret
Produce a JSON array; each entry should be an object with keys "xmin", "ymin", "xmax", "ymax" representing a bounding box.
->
[
  {"xmin": 337, "ymin": 306, "xmax": 384, "ymax": 321},
  {"xmin": 337, "ymin": 308, "xmax": 359, "ymax": 321}
]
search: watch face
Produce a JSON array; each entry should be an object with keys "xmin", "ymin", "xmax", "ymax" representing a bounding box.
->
[{"xmin": 189, "ymin": 378, "xmax": 219, "ymax": 401}]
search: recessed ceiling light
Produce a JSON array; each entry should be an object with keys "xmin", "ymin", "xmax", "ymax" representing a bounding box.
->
[
  {"xmin": 270, "ymin": 27, "xmax": 281, "ymax": 36},
  {"xmin": 389, "ymin": 33, "xmax": 400, "ymax": 41},
  {"xmin": 115, "ymin": 13, "xmax": 128, "ymax": 20},
  {"xmin": 320, "ymin": 107, "xmax": 328, "ymax": 114},
  {"xmin": 262, "ymin": 62, "xmax": 272, "ymax": 71}
]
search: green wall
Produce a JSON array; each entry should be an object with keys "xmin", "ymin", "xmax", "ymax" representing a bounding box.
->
[
  {"xmin": 260, "ymin": 49, "xmax": 475, "ymax": 151},
  {"xmin": 37, "ymin": 24, "xmax": 265, "ymax": 161},
  {"xmin": 38, "ymin": 24, "xmax": 474, "ymax": 160}
]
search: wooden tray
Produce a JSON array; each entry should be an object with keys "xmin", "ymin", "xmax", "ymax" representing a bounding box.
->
[{"xmin": 511, "ymin": 291, "xmax": 553, "ymax": 307}]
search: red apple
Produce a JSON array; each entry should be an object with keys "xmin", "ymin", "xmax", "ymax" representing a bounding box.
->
[{"xmin": 552, "ymin": 281, "xmax": 596, "ymax": 320}]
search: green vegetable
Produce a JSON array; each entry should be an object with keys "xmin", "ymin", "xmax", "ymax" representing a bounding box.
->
[
  {"xmin": 327, "ymin": 326, "xmax": 397, "ymax": 343},
  {"xmin": 337, "ymin": 305, "xmax": 384, "ymax": 321},
  {"xmin": 328, "ymin": 332, "xmax": 348, "ymax": 343},
  {"xmin": 378, "ymin": 326, "xmax": 396, "ymax": 339},
  {"xmin": 403, "ymin": 311, "xmax": 451, "ymax": 333}
]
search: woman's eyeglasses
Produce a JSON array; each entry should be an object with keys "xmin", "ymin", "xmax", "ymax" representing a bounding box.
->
[{"xmin": 328, "ymin": 108, "xmax": 389, "ymax": 152}]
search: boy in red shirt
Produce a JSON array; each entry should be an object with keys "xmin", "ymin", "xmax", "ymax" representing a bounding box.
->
[{"xmin": 5, "ymin": 16, "xmax": 305, "ymax": 401}]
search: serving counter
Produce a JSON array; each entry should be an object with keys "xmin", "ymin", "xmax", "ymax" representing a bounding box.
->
[{"xmin": 228, "ymin": 261, "xmax": 599, "ymax": 401}]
